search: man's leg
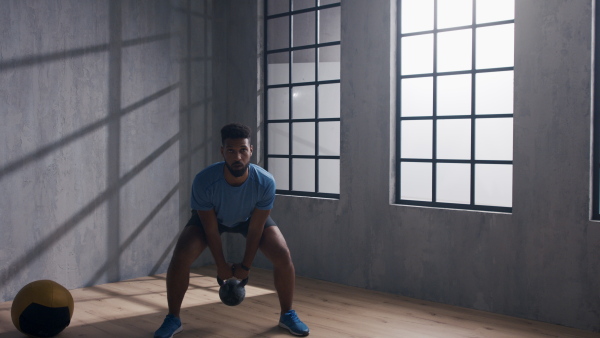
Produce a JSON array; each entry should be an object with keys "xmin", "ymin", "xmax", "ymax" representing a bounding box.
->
[
  {"xmin": 259, "ymin": 226, "xmax": 310, "ymax": 336},
  {"xmin": 259, "ymin": 226, "xmax": 295, "ymax": 314},
  {"xmin": 166, "ymin": 225, "xmax": 207, "ymax": 316},
  {"xmin": 155, "ymin": 225, "xmax": 207, "ymax": 338}
]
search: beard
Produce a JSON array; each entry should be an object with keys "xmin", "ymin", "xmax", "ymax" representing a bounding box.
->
[{"xmin": 225, "ymin": 161, "xmax": 249, "ymax": 178}]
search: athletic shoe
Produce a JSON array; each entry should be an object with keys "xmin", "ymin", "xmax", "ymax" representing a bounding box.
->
[
  {"xmin": 154, "ymin": 314, "xmax": 183, "ymax": 338},
  {"xmin": 279, "ymin": 310, "xmax": 310, "ymax": 336}
]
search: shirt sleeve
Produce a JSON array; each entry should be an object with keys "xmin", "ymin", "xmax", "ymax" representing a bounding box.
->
[
  {"xmin": 255, "ymin": 176, "xmax": 276, "ymax": 210},
  {"xmin": 190, "ymin": 174, "xmax": 214, "ymax": 211}
]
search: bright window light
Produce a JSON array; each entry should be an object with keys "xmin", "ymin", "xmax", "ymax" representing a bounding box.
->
[{"xmin": 397, "ymin": 0, "xmax": 514, "ymax": 212}]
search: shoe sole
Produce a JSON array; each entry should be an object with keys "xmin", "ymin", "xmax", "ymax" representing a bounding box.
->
[
  {"xmin": 170, "ymin": 326, "xmax": 183, "ymax": 338},
  {"xmin": 155, "ymin": 325, "xmax": 183, "ymax": 338},
  {"xmin": 278, "ymin": 322, "xmax": 309, "ymax": 336}
]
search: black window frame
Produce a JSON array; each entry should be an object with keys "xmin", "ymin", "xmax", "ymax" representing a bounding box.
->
[
  {"xmin": 395, "ymin": 0, "xmax": 514, "ymax": 213},
  {"xmin": 593, "ymin": 0, "xmax": 600, "ymax": 219},
  {"xmin": 264, "ymin": 0, "xmax": 342, "ymax": 199}
]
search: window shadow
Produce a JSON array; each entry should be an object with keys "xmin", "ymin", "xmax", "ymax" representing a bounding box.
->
[{"xmin": 1, "ymin": 0, "xmax": 216, "ymax": 299}]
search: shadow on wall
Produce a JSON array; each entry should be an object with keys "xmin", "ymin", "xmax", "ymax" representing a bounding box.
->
[{"xmin": 0, "ymin": 0, "xmax": 215, "ymax": 301}]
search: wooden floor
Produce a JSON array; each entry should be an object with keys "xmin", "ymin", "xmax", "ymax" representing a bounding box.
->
[{"xmin": 0, "ymin": 266, "xmax": 598, "ymax": 338}]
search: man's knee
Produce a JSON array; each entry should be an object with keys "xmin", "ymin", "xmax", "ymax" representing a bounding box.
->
[{"xmin": 261, "ymin": 227, "xmax": 293, "ymax": 266}]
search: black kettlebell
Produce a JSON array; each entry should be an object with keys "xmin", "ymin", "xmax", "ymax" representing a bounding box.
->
[{"xmin": 217, "ymin": 277, "xmax": 248, "ymax": 306}]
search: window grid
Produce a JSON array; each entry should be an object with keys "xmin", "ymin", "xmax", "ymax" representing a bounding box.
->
[
  {"xmin": 264, "ymin": 0, "xmax": 341, "ymax": 198},
  {"xmin": 396, "ymin": 0, "xmax": 514, "ymax": 212}
]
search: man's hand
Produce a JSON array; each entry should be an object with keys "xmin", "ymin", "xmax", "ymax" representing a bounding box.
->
[
  {"xmin": 233, "ymin": 263, "xmax": 250, "ymax": 280},
  {"xmin": 217, "ymin": 262, "xmax": 234, "ymax": 280}
]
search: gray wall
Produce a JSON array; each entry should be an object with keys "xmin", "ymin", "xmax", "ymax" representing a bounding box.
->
[
  {"xmin": 241, "ymin": 0, "xmax": 600, "ymax": 333},
  {"xmin": 0, "ymin": 0, "xmax": 219, "ymax": 300},
  {"xmin": 1, "ymin": 0, "xmax": 599, "ymax": 334}
]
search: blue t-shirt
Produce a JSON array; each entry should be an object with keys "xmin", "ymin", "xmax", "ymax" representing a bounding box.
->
[{"xmin": 191, "ymin": 162, "xmax": 276, "ymax": 227}]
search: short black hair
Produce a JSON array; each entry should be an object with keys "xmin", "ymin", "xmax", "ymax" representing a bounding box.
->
[{"xmin": 221, "ymin": 123, "xmax": 252, "ymax": 145}]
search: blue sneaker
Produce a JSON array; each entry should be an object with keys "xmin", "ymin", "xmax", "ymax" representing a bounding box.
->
[
  {"xmin": 154, "ymin": 314, "xmax": 182, "ymax": 338},
  {"xmin": 279, "ymin": 310, "xmax": 310, "ymax": 336}
]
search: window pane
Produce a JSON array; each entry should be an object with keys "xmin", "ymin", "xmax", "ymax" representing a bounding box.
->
[
  {"xmin": 401, "ymin": 162, "xmax": 432, "ymax": 201},
  {"xmin": 319, "ymin": 7, "xmax": 340, "ymax": 43},
  {"xmin": 401, "ymin": 120, "xmax": 433, "ymax": 159},
  {"xmin": 475, "ymin": 164, "xmax": 512, "ymax": 207},
  {"xmin": 437, "ymin": 0, "xmax": 472, "ymax": 29},
  {"xmin": 292, "ymin": 122, "xmax": 315, "ymax": 155},
  {"xmin": 437, "ymin": 74, "xmax": 471, "ymax": 116},
  {"xmin": 437, "ymin": 29, "xmax": 472, "ymax": 72},
  {"xmin": 268, "ymin": 88, "xmax": 289, "ymax": 120},
  {"xmin": 401, "ymin": 77, "xmax": 433, "ymax": 117},
  {"xmin": 269, "ymin": 158, "xmax": 290, "ymax": 190},
  {"xmin": 318, "ymin": 45, "xmax": 340, "ymax": 81},
  {"xmin": 320, "ymin": 0, "xmax": 340, "ymax": 5},
  {"xmin": 293, "ymin": 0, "xmax": 315, "ymax": 11},
  {"xmin": 437, "ymin": 119, "xmax": 471, "ymax": 160},
  {"xmin": 293, "ymin": 12, "xmax": 315, "ymax": 47},
  {"xmin": 267, "ymin": 52, "xmax": 289, "ymax": 85},
  {"xmin": 292, "ymin": 49, "xmax": 315, "ymax": 83},
  {"xmin": 268, "ymin": 0, "xmax": 289, "ymax": 15},
  {"xmin": 318, "ymin": 122, "xmax": 340, "ymax": 155},
  {"xmin": 475, "ymin": 71, "xmax": 513, "ymax": 115},
  {"xmin": 401, "ymin": 34, "xmax": 434, "ymax": 75},
  {"xmin": 401, "ymin": 0, "xmax": 434, "ymax": 33},
  {"xmin": 475, "ymin": 118, "xmax": 513, "ymax": 161},
  {"xmin": 268, "ymin": 123, "xmax": 290, "ymax": 155},
  {"xmin": 267, "ymin": 17, "xmax": 289, "ymax": 50},
  {"xmin": 476, "ymin": 0, "xmax": 515, "ymax": 24},
  {"xmin": 292, "ymin": 86, "xmax": 315, "ymax": 118},
  {"xmin": 293, "ymin": 159, "xmax": 315, "ymax": 192},
  {"xmin": 319, "ymin": 159, "xmax": 340, "ymax": 194},
  {"xmin": 318, "ymin": 83, "xmax": 340, "ymax": 118},
  {"xmin": 436, "ymin": 163, "xmax": 470, "ymax": 204},
  {"xmin": 476, "ymin": 24, "xmax": 514, "ymax": 69}
]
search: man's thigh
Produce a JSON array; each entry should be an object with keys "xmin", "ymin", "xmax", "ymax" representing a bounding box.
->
[
  {"xmin": 173, "ymin": 219, "xmax": 208, "ymax": 263},
  {"xmin": 259, "ymin": 226, "xmax": 291, "ymax": 264}
]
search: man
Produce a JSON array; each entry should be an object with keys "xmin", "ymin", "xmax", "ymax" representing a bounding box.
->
[{"xmin": 154, "ymin": 123, "xmax": 310, "ymax": 337}]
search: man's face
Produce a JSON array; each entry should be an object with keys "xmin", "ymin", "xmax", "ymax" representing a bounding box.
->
[{"xmin": 221, "ymin": 138, "xmax": 253, "ymax": 178}]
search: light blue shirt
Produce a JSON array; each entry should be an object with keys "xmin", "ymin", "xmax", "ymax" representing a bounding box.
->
[{"xmin": 191, "ymin": 162, "xmax": 276, "ymax": 227}]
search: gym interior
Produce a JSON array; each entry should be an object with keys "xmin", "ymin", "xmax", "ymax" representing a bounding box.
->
[{"xmin": 0, "ymin": 0, "xmax": 599, "ymax": 336}]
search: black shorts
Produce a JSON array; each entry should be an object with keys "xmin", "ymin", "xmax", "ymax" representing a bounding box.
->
[{"xmin": 185, "ymin": 210, "xmax": 276, "ymax": 237}]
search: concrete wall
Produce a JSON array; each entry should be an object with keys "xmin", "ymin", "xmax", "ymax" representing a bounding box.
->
[
  {"xmin": 1, "ymin": 0, "xmax": 598, "ymax": 334},
  {"xmin": 0, "ymin": 0, "xmax": 219, "ymax": 301},
  {"xmin": 232, "ymin": 0, "xmax": 599, "ymax": 333}
]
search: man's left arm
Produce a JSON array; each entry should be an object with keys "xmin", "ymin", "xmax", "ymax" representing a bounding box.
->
[{"xmin": 234, "ymin": 208, "xmax": 270, "ymax": 280}]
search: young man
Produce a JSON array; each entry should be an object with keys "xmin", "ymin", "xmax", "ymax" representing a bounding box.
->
[{"xmin": 154, "ymin": 123, "xmax": 309, "ymax": 337}]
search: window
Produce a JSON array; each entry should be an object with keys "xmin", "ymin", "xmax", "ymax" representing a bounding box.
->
[
  {"xmin": 264, "ymin": 0, "xmax": 341, "ymax": 198},
  {"xmin": 396, "ymin": 0, "xmax": 514, "ymax": 212}
]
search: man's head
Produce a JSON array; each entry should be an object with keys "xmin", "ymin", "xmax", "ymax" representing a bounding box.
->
[
  {"xmin": 221, "ymin": 123, "xmax": 252, "ymax": 145},
  {"xmin": 220, "ymin": 123, "xmax": 253, "ymax": 178}
]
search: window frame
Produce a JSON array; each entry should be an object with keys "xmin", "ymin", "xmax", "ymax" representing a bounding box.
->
[
  {"xmin": 592, "ymin": 0, "xmax": 600, "ymax": 219},
  {"xmin": 264, "ymin": 0, "xmax": 342, "ymax": 199},
  {"xmin": 395, "ymin": 0, "xmax": 514, "ymax": 213}
]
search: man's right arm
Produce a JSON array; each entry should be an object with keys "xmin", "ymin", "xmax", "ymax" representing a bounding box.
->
[{"xmin": 197, "ymin": 209, "xmax": 232, "ymax": 280}]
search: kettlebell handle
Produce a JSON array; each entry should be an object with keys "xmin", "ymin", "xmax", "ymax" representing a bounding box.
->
[{"xmin": 216, "ymin": 276, "xmax": 248, "ymax": 287}]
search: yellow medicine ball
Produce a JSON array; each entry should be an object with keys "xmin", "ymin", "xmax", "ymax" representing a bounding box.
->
[{"xmin": 11, "ymin": 280, "xmax": 74, "ymax": 337}]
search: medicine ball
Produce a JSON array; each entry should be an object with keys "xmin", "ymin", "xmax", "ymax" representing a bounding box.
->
[
  {"xmin": 11, "ymin": 280, "xmax": 74, "ymax": 338},
  {"xmin": 217, "ymin": 277, "xmax": 248, "ymax": 306}
]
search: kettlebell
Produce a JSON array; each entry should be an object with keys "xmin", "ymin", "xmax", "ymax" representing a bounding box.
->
[{"xmin": 217, "ymin": 277, "xmax": 248, "ymax": 306}]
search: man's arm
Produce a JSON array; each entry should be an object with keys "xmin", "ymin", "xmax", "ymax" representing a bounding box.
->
[
  {"xmin": 234, "ymin": 208, "xmax": 270, "ymax": 280},
  {"xmin": 197, "ymin": 209, "xmax": 232, "ymax": 280}
]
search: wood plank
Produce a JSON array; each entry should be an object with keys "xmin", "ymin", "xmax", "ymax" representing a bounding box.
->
[{"xmin": 0, "ymin": 266, "xmax": 597, "ymax": 337}]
